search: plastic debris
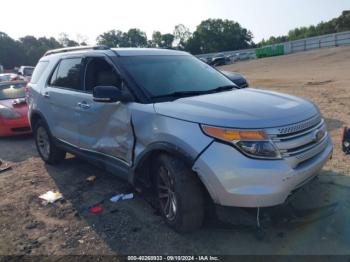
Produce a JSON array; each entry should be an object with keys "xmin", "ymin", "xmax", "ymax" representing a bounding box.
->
[
  {"xmin": 110, "ymin": 193, "xmax": 134, "ymax": 203},
  {"xmin": 86, "ymin": 175, "xmax": 96, "ymax": 182},
  {"xmin": 39, "ymin": 191, "xmax": 63, "ymax": 203},
  {"xmin": 110, "ymin": 194, "xmax": 123, "ymax": 202},
  {"xmin": 89, "ymin": 205, "xmax": 103, "ymax": 214},
  {"xmin": 123, "ymin": 193, "xmax": 134, "ymax": 200},
  {"xmin": 0, "ymin": 159, "xmax": 11, "ymax": 173}
]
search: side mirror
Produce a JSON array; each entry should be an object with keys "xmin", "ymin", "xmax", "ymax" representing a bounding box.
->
[
  {"xmin": 93, "ymin": 86, "xmax": 123, "ymax": 103},
  {"xmin": 17, "ymin": 72, "xmax": 22, "ymax": 75}
]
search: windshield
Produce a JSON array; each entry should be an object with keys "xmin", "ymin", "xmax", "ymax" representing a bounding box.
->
[
  {"xmin": 23, "ymin": 67, "xmax": 34, "ymax": 76},
  {"xmin": 0, "ymin": 83, "xmax": 26, "ymax": 100},
  {"xmin": 119, "ymin": 55, "xmax": 234, "ymax": 97}
]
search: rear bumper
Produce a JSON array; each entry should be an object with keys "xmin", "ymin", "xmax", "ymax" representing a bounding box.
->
[
  {"xmin": 193, "ymin": 135, "xmax": 333, "ymax": 208},
  {"xmin": 0, "ymin": 117, "xmax": 32, "ymax": 136}
]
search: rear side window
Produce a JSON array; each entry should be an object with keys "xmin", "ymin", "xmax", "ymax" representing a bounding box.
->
[
  {"xmin": 30, "ymin": 61, "xmax": 49, "ymax": 84},
  {"xmin": 50, "ymin": 58, "xmax": 83, "ymax": 91}
]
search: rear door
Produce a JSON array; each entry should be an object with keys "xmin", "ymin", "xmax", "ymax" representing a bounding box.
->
[{"xmin": 44, "ymin": 57, "xmax": 85, "ymax": 146}]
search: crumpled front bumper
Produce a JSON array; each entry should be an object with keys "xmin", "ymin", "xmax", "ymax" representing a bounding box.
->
[{"xmin": 192, "ymin": 135, "xmax": 333, "ymax": 208}]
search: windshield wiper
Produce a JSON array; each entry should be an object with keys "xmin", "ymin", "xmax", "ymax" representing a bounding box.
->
[
  {"xmin": 152, "ymin": 90, "xmax": 208, "ymax": 99},
  {"xmin": 207, "ymin": 85, "xmax": 237, "ymax": 93},
  {"xmin": 152, "ymin": 85, "xmax": 237, "ymax": 99}
]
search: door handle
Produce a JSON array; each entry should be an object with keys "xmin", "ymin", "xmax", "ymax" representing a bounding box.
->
[
  {"xmin": 43, "ymin": 92, "xmax": 50, "ymax": 98},
  {"xmin": 78, "ymin": 101, "xmax": 91, "ymax": 109}
]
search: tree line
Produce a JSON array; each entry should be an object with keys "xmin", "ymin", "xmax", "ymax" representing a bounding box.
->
[
  {"xmin": 0, "ymin": 32, "xmax": 84, "ymax": 69},
  {"xmin": 260, "ymin": 10, "xmax": 350, "ymax": 46},
  {"xmin": 0, "ymin": 19, "xmax": 253, "ymax": 69},
  {"xmin": 96, "ymin": 20, "xmax": 254, "ymax": 54},
  {"xmin": 1, "ymin": 10, "xmax": 349, "ymax": 69}
]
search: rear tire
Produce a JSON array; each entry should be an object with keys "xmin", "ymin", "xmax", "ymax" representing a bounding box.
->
[
  {"xmin": 34, "ymin": 119, "xmax": 66, "ymax": 165},
  {"xmin": 154, "ymin": 154, "xmax": 204, "ymax": 232}
]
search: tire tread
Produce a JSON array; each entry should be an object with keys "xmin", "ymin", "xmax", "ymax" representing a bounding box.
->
[{"xmin": 156, "ymin": 154, "xmax": 204, "ymax": 232}]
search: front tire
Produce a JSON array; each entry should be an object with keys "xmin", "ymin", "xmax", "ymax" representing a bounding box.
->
[
  {"xmin": 34, "ymin": 120, "xmax": 66, "ymax": 165},
  {"xmin": 154, "ymin": 154, "xmax": 204, "ymax": 232}
]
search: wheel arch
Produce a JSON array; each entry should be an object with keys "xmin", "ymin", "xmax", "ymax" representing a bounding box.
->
[
  {"xmin": 29, "ymin": 110, "xmax": 48, "ymax": 129},
  {"xmin": 130, "ymin": 142, "xmax": 195, "ymax": 186},
  {"xmin": 130, "ymin": 142, "xmax": 213, "ymax": 202}
]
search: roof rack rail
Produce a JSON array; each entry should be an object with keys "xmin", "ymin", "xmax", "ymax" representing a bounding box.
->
[{"xmin": 44, "ymin": 45, "xmax": 110, "ymax": 56}]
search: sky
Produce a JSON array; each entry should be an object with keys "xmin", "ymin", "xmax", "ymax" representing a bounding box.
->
[{"xmin": 1, "ymin": 0, "xmax": 349, "ymax": 44}]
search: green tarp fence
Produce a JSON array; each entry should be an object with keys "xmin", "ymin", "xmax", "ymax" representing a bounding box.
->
[{"xmin": 256, "ymin": 45, "xmax": 284, "ymax": 58}]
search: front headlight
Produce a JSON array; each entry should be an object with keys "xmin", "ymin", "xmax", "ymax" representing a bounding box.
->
[
  {"xmin": 0, "ymin": 105, "xmax": 22, "ymax": 119},
  {"xmin": 201, "ymin": 125, "xmax": 282, "ymax": 159}
]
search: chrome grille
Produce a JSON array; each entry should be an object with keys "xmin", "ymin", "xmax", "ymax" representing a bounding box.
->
[
  {"xmin": 276, "ymin": 115, "xmax": 321, "ymax": 136},
  {"xmin": 266, "ymin": 115, "xmax": 328, "ymax": 168},
  {"xmin": 295, "ymin": 137, "xmax": 328, "ymax": 162}
]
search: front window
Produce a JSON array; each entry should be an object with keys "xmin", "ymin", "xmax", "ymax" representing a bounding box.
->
[
  {"xmin": 0, "ymin": 83, "xmax": 26, "ymax": 100},
  {"xmin": 119, "ymin": 55, "xmax": 234, "ymax": 98},
  {"xmin": 84, "ymin": 57, "xmax": 122, "ymax": 93}
]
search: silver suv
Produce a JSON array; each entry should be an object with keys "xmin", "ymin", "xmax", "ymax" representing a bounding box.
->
[{"xmin": 28, "ymin": 46, "xmax": 333, "ymax": 232}]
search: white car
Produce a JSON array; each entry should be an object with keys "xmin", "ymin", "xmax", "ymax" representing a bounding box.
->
[{"xmin": 18, "ymin": 66, "xmax": 35, "ymax": 82}]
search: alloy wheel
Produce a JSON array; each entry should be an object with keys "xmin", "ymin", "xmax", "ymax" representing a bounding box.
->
[
  {"xmin": 157, "ymin": 165, "xmax": 177, "ymax": 221},
  {"xmin": 37, "ymin": 126, "xmax": 50, "ymax": 160}
]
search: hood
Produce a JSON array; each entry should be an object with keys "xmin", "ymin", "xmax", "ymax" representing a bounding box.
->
[{"xmin": 154, "ymin": 88, "xmax": 319, "ymax": 129}]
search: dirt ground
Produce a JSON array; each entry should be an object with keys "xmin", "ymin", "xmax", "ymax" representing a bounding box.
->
[{"xmin": 1, "ymin": 46, "xmax": 350, "ymax": 255}]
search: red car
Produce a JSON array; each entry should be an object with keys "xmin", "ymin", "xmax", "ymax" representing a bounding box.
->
[
  {"xmin": 0, "ymin": 81, "xmax": 31, "ymax": 136},
  {"xmin": 0, "ymin": 73, "xmax": 20, "ymax": 82}
]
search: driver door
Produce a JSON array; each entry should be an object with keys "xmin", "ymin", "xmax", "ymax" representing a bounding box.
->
[{"xmin": 77, "ymin": 56, "xmax": 134, "ymax": 169}]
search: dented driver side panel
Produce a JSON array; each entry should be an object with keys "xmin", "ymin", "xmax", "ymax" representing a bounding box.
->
[
  {"xmin": 129, "ymin": 103, "xmax": 213, "ymax": 168},
  {"xmin": 77, "ymin": 92, "xmax": 134, "ymax": 166}
]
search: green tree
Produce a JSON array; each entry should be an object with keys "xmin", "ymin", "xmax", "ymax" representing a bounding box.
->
[
  {"xmin": 184, "ymin": 32, "xmax": 202, "ymax": 54},
  {"xmin": 96, "ymin": 30, "xmax": 126, "ymax": 47},
  {"xmin": 185, "ymin": 19, "xmax": 254, "ymax": 54},
  {"xmin": 260, "ymin": 10, "xmax": 350, "ymax": 46},
  {"xmin": 66, "ymin": 39, "xmax": 79, "ymax": 47},
  {"xmin": 336, "ymin": 10, "xmax": 350, "ymax": 31},
  {"xmin": 0, "ymin": 32, "xmax": 25, "ymax": 68},
  {"xmin": 152, "ymin": 31, "xmax": 163, "ymax": 47},
  {"xmin": 259, "ymin": 35, "xmax": 288, "ymax": 46},
  {"xmin": 97, "ymin": 29, "xmax": 147, "ymax": 47},
  {"xmin": 161, "ymin": 34, "xmax": 174, "ymax": 49},
  {"xmin": 152, "ymin": 31, "xmax": 174, "ymax": 48},
  {"xmin": 58, "ymin": 32, "xmax": 79, "ymax": 47},
  {"xmin": 173, "ymin": 24, "xmax": 192, "ymax": 49},
  {"xmin": 123, "ymin": 28, "xmax": 148, "ymax": 47},
  {"xmin": 147, "ymin": 39, "xmax": 156, "ymax": 48},
  {"xmin": 19, "ymin": 35, "xmax": 62, "ymax": 65}
]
